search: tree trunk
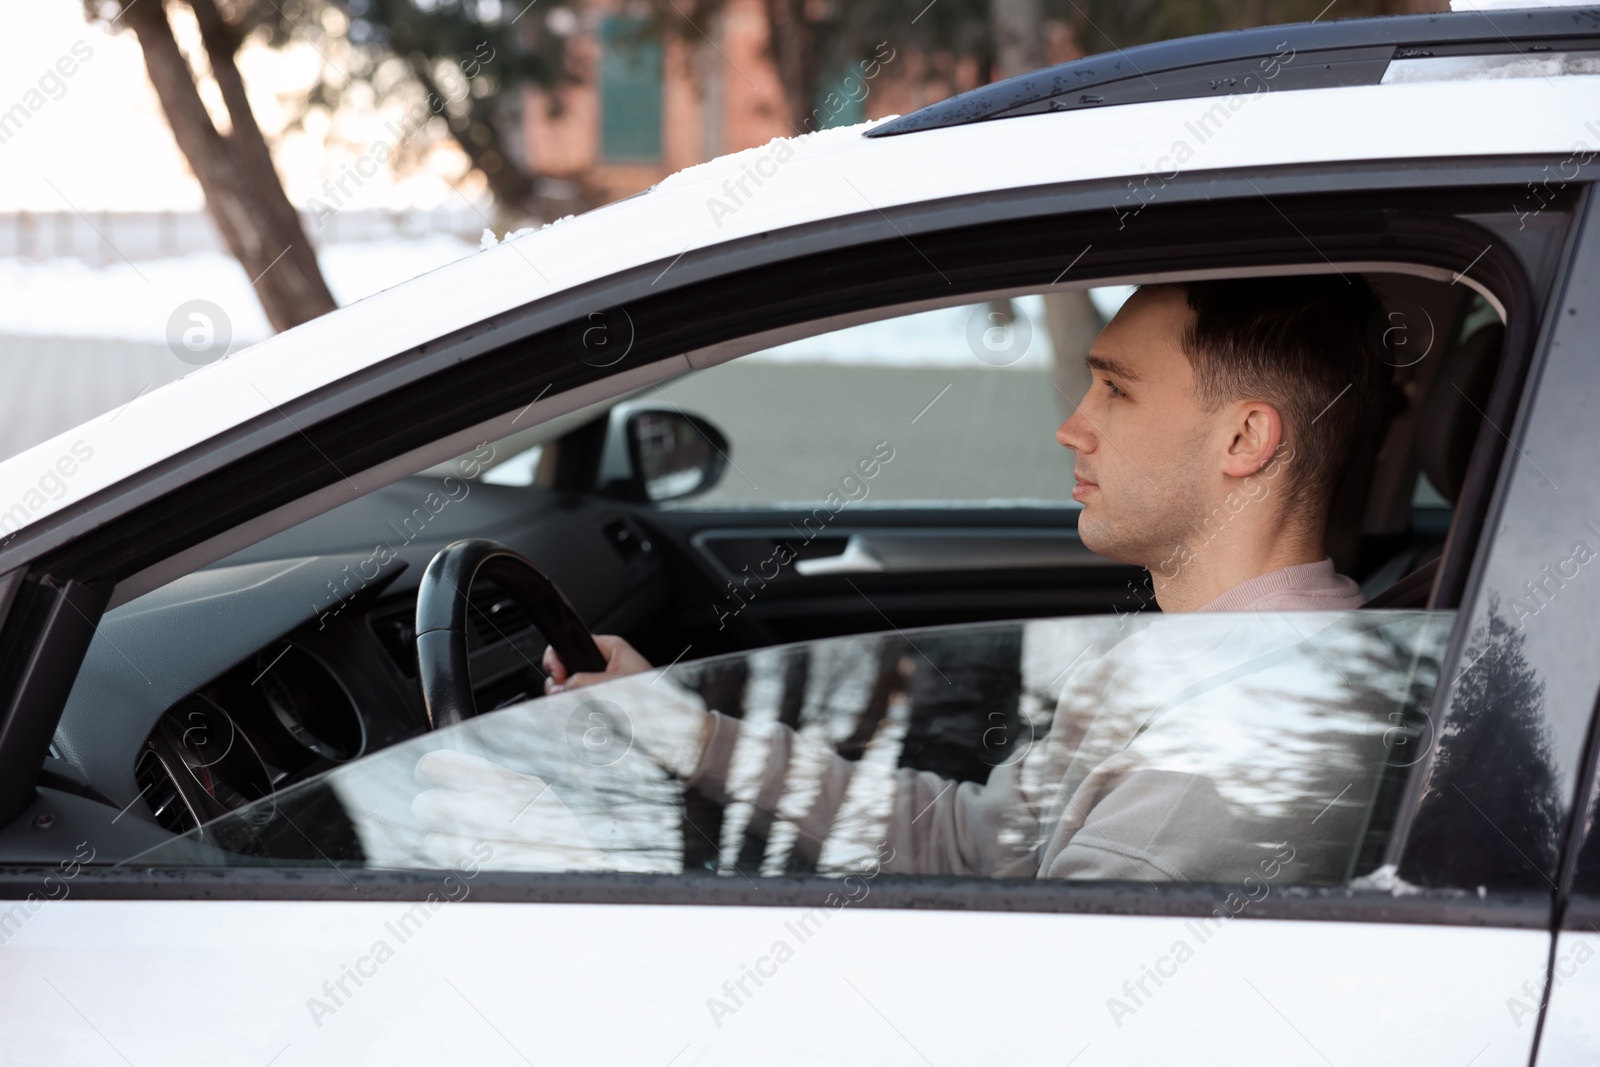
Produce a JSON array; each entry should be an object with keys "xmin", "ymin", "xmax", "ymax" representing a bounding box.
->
[
  {"xmin": 1044, "ymin": 289, "xmax": 1103, "ymax": 417},
  {"xmin": 761, "ymin": 0, "xmax": 819, "ymax": 134},
  {"xmin": 991, "ymin": 0, "xmax": 1045, "ymax": 80},
  {"xmin": 118, "ymin": 0, "xmax": 337, "ymax": 333}
]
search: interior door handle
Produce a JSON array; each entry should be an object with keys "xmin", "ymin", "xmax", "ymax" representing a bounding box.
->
[{"xmin": 793, "ymin": 535, "xmax": 886, "ymax": 576}]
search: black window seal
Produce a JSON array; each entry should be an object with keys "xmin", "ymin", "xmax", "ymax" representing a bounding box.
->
[
  {"xmin": 0, "ymin": 865, "xmax": 1554, "ymax": 928},
  {"xmin": 1536, "ymin": 685, "xmax": 1600, "ymax": 1061},
  {"xmin": 867, "ymin": 8, "xmax": 1600, "ymax": 137},
  {"xmin": 1558, "ymin": 701, "xmax": 1600, "ymax": 932},
  {"xmin": 0, "ymin": 578, "xmax": 109, "ymax": 826}
]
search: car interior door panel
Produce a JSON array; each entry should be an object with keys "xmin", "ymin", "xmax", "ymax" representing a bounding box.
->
[
  {"xmin": 659, "ymin": 516, "xmax": 1145, "ymax": 646},
  {"xmin": 690, "ymin": 526, "xmax": 1106, "ymax": 577}
]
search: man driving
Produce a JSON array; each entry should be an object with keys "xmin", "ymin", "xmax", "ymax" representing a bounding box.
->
[{"xmin": 413, "ymin": 276, "xmax": 1397, "ymax": 882}]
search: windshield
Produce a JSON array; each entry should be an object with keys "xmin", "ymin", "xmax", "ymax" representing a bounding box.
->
[{"xmin": 128, "ymin": 610, "xmax": 1451, "ymax": 887}]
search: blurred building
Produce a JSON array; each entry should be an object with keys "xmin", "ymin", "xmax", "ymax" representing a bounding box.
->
[
  {"xmin": 520, "ymin": 1, "xmax": 1450, "ymax": 205},
  {"xmin": 519, "ymin": 0, "xmax": 1055, "ymax": 204}
]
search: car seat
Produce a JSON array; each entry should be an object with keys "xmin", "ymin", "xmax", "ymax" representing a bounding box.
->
[{"xmin": 1362, "ymin": 320, "xmax": 1504, "ymax": 609}]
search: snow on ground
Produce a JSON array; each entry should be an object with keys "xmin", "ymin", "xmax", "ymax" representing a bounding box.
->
[
  {"xmin": 0, "ymin": 234, "xmax": 478, "ymax": 347},
  {"xmin": 0, "ymin": 235, "xmax": 482, "ymax": 462}
]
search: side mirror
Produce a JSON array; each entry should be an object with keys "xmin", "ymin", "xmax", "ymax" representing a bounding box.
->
[{"xmin": 624, "ymin": 409, "xmax": 730, "ymax": 503}]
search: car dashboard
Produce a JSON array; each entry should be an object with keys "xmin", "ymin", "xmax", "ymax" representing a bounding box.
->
[{"xmin": 43, "ymin": 477, "xmax": 668, "ymax": 851}]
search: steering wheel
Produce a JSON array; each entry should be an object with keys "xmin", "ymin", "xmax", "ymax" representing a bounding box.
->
[{"xmin": 415, "ymin": 539, "xmax": 607, "ymax": 730}]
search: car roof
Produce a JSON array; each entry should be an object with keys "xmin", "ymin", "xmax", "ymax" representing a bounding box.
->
[{"xmin": 2, "ymin": 11, "xmax": 1597, "ymax": 544}]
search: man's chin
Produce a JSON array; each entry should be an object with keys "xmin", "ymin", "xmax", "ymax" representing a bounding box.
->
[{"xmin": 1077, "ymin": 513, "xmax": 1153, "ymax": 568}]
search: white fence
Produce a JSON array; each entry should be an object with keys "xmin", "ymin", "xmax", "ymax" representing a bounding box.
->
[{"xmin": 0, "ymin": 208, "xmax": 484, "ymax": 262}]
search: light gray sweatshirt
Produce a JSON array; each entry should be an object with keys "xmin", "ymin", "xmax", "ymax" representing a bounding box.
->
[{"xmin": 684, "ymin": 559, "xmax": 1406, "ymax": 884}]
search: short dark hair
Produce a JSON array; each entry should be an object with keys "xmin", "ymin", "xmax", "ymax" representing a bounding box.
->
[{"xmin": 1173, "ymin": 275, "xmax": 1389, "ymax": 521}]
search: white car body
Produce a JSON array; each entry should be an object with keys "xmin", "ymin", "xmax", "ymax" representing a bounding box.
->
[
  {"xmin": 1, "ymin": 902, "xmax": 1559, "ymax": 1065},
  {"xmin": 4, "ymin": 12, "xmax": 1599, "ymax": 1066}
]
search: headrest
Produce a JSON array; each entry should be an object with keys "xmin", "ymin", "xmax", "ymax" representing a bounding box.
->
[{"xmin": 1417, "ymin": 322, "xmax": 1503, "ymax": 505}]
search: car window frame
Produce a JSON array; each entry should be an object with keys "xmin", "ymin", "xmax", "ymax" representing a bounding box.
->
[
  {"xmin": 1444, "ymin": 184, "xmax": 1600, "ymax": 939},
  {"xmin": 0, "ymin": 162, "xmax": 1581, "ymax": 932},
  {"xmin": 1388, "ymin": 183, "xmax": 1600, "ymax": 896}
]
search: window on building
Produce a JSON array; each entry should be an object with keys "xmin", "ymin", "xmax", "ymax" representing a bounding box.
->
[{"xmin": 600, "ymin": 17, "xmax": 663, "ymax": 163}]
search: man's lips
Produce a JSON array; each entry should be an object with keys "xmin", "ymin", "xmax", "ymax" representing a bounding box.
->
[{"xmin": 1072, "ymin": 474, "xmax": 1098, "ymax": 503}]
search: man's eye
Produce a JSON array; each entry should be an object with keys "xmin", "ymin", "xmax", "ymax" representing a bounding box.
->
[{"xmin": 1104, "ymin": 379, "xmax": 1125, "ymax": 399}]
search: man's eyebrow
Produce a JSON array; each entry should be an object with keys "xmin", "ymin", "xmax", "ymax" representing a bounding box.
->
[{"xmin": 1085, "ymin": 354, "xmax": 1144, "ymax": 383}]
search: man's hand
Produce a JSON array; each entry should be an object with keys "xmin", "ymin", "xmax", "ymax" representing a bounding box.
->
[
  {"xmin": 544, "ymin": 642, "xmax": 713, "ymax": 780},
  {"xmin": 411, "ymin": 749, "xmax": 612, "ymax": 872},
  {"xmin": 543, "ymin": 633, "xmax": 652, "ymax": 694}
]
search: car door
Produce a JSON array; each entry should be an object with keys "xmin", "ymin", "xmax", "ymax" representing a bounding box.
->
[
  {"xmin": 0, "ymin": 170, "xmax": 1594, "ymax": 1067},
  {"xmin": 0, "ymin": 597, "xmax": 1562, "ymax": 1066},
  {"xmin": 0, "ymin": 606, "xmax": 1538, "ymax": 1064}
]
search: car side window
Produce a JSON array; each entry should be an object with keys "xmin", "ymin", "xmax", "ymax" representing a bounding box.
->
[
  {"xmin": 133, "ymin": 608, "xmax": 1454, "ymax": 893},
  {"xmin": 634, "ymin": 288, "xmax": 1133, "ymax": 510}
]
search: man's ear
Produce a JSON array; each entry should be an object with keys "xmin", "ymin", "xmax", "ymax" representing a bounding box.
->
[{"xmin": 1219, "ymin": 401, "xmax": 1284, "ymax": 479}]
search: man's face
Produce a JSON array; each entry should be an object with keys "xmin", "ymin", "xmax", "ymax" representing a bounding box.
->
[{"xmin": 1056, "ymin": 286, "xmax": 1215, "ymax": 567}]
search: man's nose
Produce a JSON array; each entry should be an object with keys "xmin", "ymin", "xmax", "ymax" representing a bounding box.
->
[{"xmin": 1056, "ymin": 404, "xmax": 1095, "ymax": 454}]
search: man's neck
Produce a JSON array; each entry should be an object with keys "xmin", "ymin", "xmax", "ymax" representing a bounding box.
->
[{"xmin": 1150, "ymin": 527, "xmax": 1327, "ymax": 613}]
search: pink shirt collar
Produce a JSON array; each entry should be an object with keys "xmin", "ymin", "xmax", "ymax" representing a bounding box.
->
[{"xmin": 1197, "ymin": 557, "xmax": 1365, "ymax": 613}]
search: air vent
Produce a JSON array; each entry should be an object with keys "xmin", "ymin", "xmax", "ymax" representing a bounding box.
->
[
  {"xmin": 371, "ymin": 584, "xmax": 536, "ymax": 667},
  {"xmin": 369, "ymin": 603, "xmax": 418, "ymax": 679},
  {"xmin": 465, "ymin": 582, "xmax": 534, "ymax": 649},
  {"xmin": 135, "ymin": 749, "xmax": 198, "ymax": 836}
]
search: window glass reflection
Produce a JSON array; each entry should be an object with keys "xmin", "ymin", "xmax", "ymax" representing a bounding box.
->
[{"xmin": 132, "ymin": 610, "xmax": 1452, "ymax": 891}]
